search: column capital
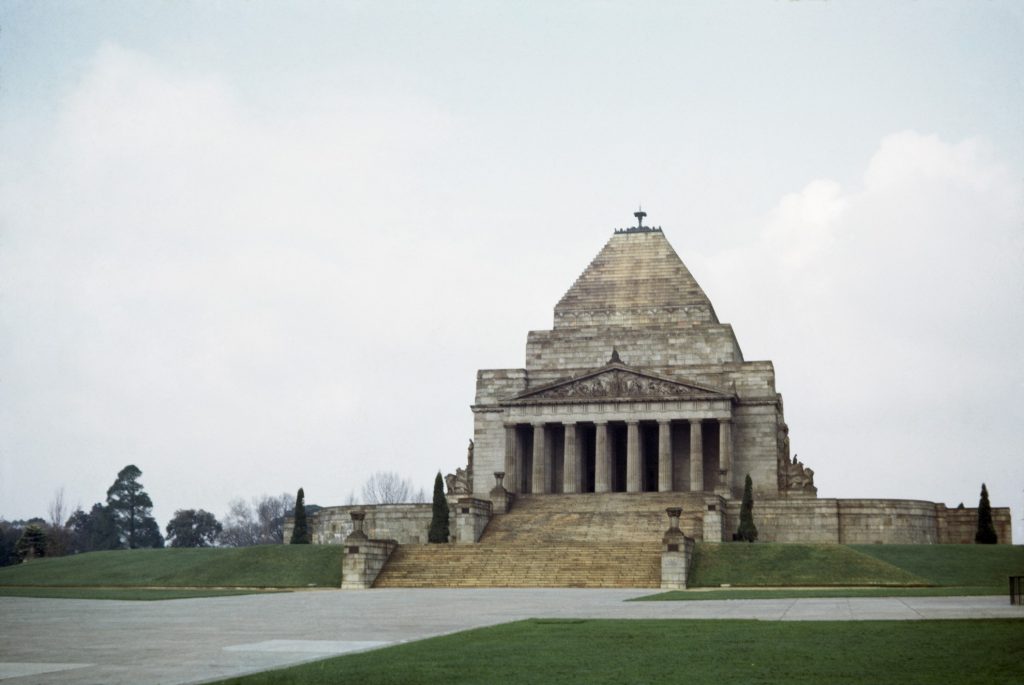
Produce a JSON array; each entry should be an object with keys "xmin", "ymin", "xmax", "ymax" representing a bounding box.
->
[
  {"xmin": 718, "ymin": 417, "xmax": 732, "ymax": 424},
  {"xmin": 688, "ymin": 417, "xmax": 702, "ymax": 425},
  {"xmin": 657, "ymin": 418, "xmax": 672, "ymax": 426},
  {"xmin": 531, "ymin": 420, "xmax": 546, "ymax": 428},
  {"xmin": 562, "ymin": 420, "xmax": 578, "ymax": 426},
  {"xmin": 594, "ymin": 420, "xmax": 609, "ymax": 426},
  {"xmin": 626, "ymin": 419, "xmax": 640, "ymax": 426}
]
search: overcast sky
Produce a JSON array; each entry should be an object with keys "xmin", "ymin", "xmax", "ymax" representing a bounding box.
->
[{"xmin": 2, "ymin": 2, "xmax": 1022, "ymax": 534}]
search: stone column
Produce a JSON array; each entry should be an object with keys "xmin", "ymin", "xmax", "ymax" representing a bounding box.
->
[
  {"xmin": 689, "ymin": 419, "xmax": 704, "ymax": 492},
  {"xmin": 717, "ymin": 418, "xmax": 732, "ymax": 495},
  {"xmin": 563, "ymin": 422, "xmax": 581, "ymax": 494},
  {"xmin": 626, "ymin": 420, "xmax": 641, "ymax": 492},
  {"xmin": 594, "ymin": 421, "xmax": 611, "ymax": 493},
  {"xmin": 504, "ymin": 424, "xmax": 518, "ymax": 494},
  {"xmin": 531, "ymin": 422, "xmax": 548, "ymax": 494},
  {"xmin": 657, "ymin": 420, "xmax": 672, "ymax": 492}
]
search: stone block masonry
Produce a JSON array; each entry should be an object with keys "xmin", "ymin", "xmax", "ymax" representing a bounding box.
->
[{"xmin": 723, "ymin": 498, "xmax": 1013, "ymax": 544}]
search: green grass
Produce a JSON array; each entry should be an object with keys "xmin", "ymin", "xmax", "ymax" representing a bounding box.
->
[
  {"xmin": 852, "ymin": 544, "xmax": 1024, "ymax": 587},
  {"xmin": 688, "ymin": 543, "xmax": 927, "ymax": 587},
  {"xmin": 0, "ymin": 546, "xmax": 343, "ymax": 588},
  {"xmin": 209, "ymin": 619, "xmax": 1024, "ymax": 685},
  {"xmin": 0, "ymin": 586, "xmax": 289, "ymax": 600}
]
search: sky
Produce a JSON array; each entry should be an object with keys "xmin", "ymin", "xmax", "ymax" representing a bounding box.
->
[{"xmin": 1, "ymin": 2, "xmax": 1022, "ymax": 535}]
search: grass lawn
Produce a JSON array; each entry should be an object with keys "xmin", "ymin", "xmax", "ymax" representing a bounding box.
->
[
  {"xmin": 852, "ymin": 544, "xmax": 1024, "ymax": 587},
  {"xmin": 0, "ymin": 546, "xmax": 343, "ymax": 588},
  {"xmin": 642, "ymin": 543, "xmax": 1024, "ymax": 600},
  {"xmin": 0, "ymin": 586, "xmax": 288, "ymax": 600},
  {"xmin": 209, "ymin": 618, "xmax": 1024, "ymax": 685},
  {"xmin": 687, "ymin": 543, "xmax": 927, "ymax": 587}
]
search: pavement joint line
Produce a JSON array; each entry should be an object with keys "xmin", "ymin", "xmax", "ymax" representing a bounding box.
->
[{"xmin": 897, "ymin": 597, "xmax": 925, "ymax": 619}]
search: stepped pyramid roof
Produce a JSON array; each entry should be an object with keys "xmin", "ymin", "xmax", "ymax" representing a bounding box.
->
[{"xmin": 553, "ymin": 225, "xmax": 718, "ymax": 329}]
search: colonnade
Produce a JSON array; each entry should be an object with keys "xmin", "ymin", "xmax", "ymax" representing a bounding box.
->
[{"xmin": 503, "ymin": 418, "xmax": 732, "ymax": 495}]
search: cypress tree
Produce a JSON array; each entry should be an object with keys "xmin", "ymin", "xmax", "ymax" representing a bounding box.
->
[
  {"xmin": 974, "ymin": 483, "xmax": 997, "ymax": 544},
  {"xmin": 736, "ymin": 473, "xmax": 758, "ymax": 543},
  {"xmin": 290, "ymin": 487, "xmax": 310, "ymax": 544},
  {"xmin": 428, "ymin": 472, "xmax": 450, "ymax": 543}
]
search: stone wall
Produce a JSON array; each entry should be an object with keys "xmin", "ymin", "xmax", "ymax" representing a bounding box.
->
[
  {"xmin": 286, "ymin": 504, "xmax": 436, "ymax": 545},
  {"xmin": 723, "ymin": 498, "xmax": 1013, "ymax": 544},
  {"xmin": 937, "ymin": 505, "xmax": 1014, "ymax": 544}
]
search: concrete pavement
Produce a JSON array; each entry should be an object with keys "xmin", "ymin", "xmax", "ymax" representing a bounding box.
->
[{"xmin": 1, "ymin": 590, "xmax": 1020, "ymax": 685}]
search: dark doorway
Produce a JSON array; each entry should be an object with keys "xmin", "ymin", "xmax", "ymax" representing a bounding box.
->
[
  {"xmin": 640, "ymin": 422, "xmax": 659, "ymax": 491},
  {"xmin": 579, "ymin": 423, "xmax": 596, "ymax": 493},
  {"xmin": 517, "ymin": 425, "xmax": 533, "ymax": 493},
  {"xmin": 610, "ymin": 422, "xmax": 627, "ymax": 492}
]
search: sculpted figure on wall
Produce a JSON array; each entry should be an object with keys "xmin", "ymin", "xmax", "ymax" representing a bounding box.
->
[
  {"xmin": 537, "ymin": 370, "xmax": 699, "ymax": 400},
  {"xmin": 784, "ymin": 454, "xmax": 817, "ymax": 496},
  {"xmin": 444, "ymin": 439, "xmax": 475, "ymax": 496},
  {"xmin": 777, "ymin": 423, "xmax": 791, "ymax": 491}
]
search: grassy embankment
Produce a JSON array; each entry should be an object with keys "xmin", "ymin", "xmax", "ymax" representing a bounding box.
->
[
  {"xmin": 640, "ymin": 542, "xmax": 1024, "ymax": 600},
  {"xmin": 0, "ymin": 545, "xmax": 343, "ymax": 600},
  {"xmin": 209, "ymin": 618, "xmax": 1024, "ymax": 685}
]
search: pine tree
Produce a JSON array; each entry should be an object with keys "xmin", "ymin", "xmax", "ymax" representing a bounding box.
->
[
  {"xmin": 290, "ymin": 487, "xmax": 310, "ymax": 544},
  {"xmin": 16, "ymin": 524, "xmax": 48, "ymax": 560},
  {"xmin": 106, "ymin": 465, "xmax": 163, "ymax": 549},
  {"xmin": 974, "ymin": 483, "xmax": 997, "ymax": 544},
  {"xmin": 428, "ymin": 472, "xmax": 450, "ymax": 543},
  {"xmin": 736, "ymin": 473, "xmax": 758, "ymax": 543}
]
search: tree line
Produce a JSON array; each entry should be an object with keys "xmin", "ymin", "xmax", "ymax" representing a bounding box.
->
[{"xmin": 1, "ymin": 466, "xmax": 431, "ymax": 566}]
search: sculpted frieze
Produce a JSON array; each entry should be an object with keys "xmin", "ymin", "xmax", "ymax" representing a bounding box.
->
[{"xmin": 520, "ymin": 369, "xmax": 717, "ymax": 402}]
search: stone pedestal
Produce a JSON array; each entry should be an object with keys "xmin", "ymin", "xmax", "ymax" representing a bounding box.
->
[
  {"xmin": 489, "ymin": 471, "xmax": 515, "ymax": 514},
  {"xmin": 341, "ymin": 512, "xmax": 397, "ymax": 589},
  {"xmin": 455, "ymin": 497, "xmax": 493, "ymax": 544},
  {"xmin": 702, "ymin": 495, "xmax": 726, "ymax": 543},
  {"xmin": 660, "ymin": 507, "xmax": 695, "ymax": 589}
]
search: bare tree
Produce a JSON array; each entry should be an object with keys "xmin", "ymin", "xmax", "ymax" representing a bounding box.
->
[
  {"xmin": 361, "ymin": 471, "xmax": 419, "ymax": 504},
  {"xmin": 256, "ymin": 492, "xmax": 295, "ymax": 544},
  {"xmin": 45, "ymin": 488, "xmax": 70, "ymax": 556},
  {"xmin": 220, "ymin": 493, "xmax": 296, "ymax": 546},
  {"xmin": 47, "ymin": 487, "xmax": 67, "ymax": 529},
  {"xmin": 219, "ymin": 499, "xmax": 259, "ymax": 547}
]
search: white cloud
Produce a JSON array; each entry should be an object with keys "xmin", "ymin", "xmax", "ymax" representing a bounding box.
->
[{"xmin": 698, "ymin": 130, "xmax": 1024, "ymax": 513}]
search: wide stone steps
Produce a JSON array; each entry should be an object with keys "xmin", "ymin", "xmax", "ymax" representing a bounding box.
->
[
  {"xmin": 481, "ymin": 493, "xmax": 708, "ymax": 545},
  {"xmin": 373, "ymin": 542, "xmax": 661, "ymax": 588},
  {"xmin": 373, "ymin": 492, "xmax": 706, "ymax": 588}
]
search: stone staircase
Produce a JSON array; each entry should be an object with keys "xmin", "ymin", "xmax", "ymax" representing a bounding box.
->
[{"xmin": 372, "ymin": 492, "xmax": 707, "ymax": 588}]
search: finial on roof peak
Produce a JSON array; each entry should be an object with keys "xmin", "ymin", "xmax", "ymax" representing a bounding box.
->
[
  {"xmin": 609, "ymin": 348, "xmax": 623, "ymax": 364},
  {"xmin": 614, "ymin": 207, "xmax": 662, "ymax": 235},
  {"xmin": 634, "ymin": 206, "xmax": 647, "ymax": 228}
]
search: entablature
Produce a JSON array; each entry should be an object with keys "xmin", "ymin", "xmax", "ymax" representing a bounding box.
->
[{"xmin": 502, "ymin": 360, "xmax": 733, "ymax": 406}]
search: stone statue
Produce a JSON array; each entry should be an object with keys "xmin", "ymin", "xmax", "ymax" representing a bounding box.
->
[
  {"xmin": 445, "ymin": 468, "xmax": 471, "ymax": 496},
  {"xmin": 784, "ymin": 453, "xmax": 817, "ymax": 496},
  {"xmin": 444, "ymin": 438, "xmax": 475, "ymax": 496}
]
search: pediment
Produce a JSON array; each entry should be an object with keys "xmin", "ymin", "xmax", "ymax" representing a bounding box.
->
[{"xmin": 505, "ymin": 363, "xmax": 732, "ymax": 405}]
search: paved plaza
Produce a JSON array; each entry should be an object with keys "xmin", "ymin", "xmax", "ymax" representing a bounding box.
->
[{"xmin": 0, "ymin": 590, "xmax": 1020, "ymax": 684}]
